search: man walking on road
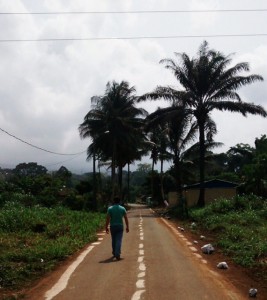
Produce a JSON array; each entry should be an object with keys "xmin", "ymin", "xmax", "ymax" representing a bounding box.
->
[{"xmin": 105, "ymin": 196, "xmax": 129, "ymax": 260}]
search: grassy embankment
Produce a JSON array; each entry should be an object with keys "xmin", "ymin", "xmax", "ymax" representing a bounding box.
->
[
  {"xmin": 0, "ymin": 201, "xmax": 105, "ymax": 295},
  {"xmin": 187, "ymin": 194, "xmax": 267, "ymax": 283}
]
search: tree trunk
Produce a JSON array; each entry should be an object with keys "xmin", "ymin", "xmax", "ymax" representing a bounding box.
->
[
  {"xmin": 151, "ymin": 160, "xmax": 155, "ymax": 199},
  {"xmin": 118, "ymin": 165, "xmax": 123, "ymax": 200},
  {"xmin": 197, "ymin": 122, "xmax": 206, "ymax": 207},
  {"xmin": 174, "ymin": 157, "xmax": 183, "ymax": 203},
  {"xmin": 92, "ymin": 149, "xmax": 97, "ymax": 210},
  {"xmin": 111, "ymin": 140, "xmax": 116, "ymax": 200},
  {"xmin": 127, "ymin": 163, "xmax": 130, "ymax": 203},
  {"xmin": 174, "ymin": 155, "xmax": 188, "ymax": 217},
  {"xmin": 160, "ymin": 156, "xmax": 164, "ymax": 203}
]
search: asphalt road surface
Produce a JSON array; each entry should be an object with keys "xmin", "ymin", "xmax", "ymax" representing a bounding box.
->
[{"xmin": 38, "ymin": 204, "xmax": 246, "ymax": 300}]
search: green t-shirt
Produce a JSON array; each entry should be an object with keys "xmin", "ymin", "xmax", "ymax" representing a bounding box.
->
[{"xmin": 107, "ymin": 204, "xmax": 126, "ymax": 226}]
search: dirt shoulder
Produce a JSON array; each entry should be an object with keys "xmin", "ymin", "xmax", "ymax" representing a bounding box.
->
[{"xmin": 154, "ymin": 208, "xmax": 267, "ymax": 300}]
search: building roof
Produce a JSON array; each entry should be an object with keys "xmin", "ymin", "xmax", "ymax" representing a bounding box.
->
[{"xmin": 184, "ymin": 179, "xmax": 239, "ymax": 190}]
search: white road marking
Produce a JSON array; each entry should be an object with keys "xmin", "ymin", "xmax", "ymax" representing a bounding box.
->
[
  {"xmin": 98, "ymin": 238, "xmax": 103, "ymax": 241},
  {"xmin": 136, "ymin": 279, "xmax": 145, "ymax": 289},
  {"xmin": 138, "ymin": 256, "xmax": 144, "ymax": 263},
  {"xmin": 131, "ymin": 212, "xmax": 146, "ymax": 300},
  {"xmin": 131, "ymin": 290, "xmax": 145, "ymax": 300},
  {"xmin": 138, "ymin": 272, "xmax": 146, "ymax": 278},
  {"xmin": 91, "ymin": 242, "xmax": 101, "ymax": 245},
  {"xmin": 97, "ymin": 233, "xmax": 105, "ymax": 236},
  {"xmin": 139, "ymin": 262, "xmax": 146, "ymax": 271},
  {"xmin": 189, "ymin": 246, "xmax": 198, "ymax": 252},
  {"xmin": 45, "ymin": 245, "xmax": 95, "ymax": 300}
]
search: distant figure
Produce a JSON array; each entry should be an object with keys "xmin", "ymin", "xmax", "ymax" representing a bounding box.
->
[{"xmin": 105, "ymin": 196, "xmax": 129, "ymax": 260}]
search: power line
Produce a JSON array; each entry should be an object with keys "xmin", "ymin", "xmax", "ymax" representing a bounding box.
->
[
  {"xmin": 0, "ymin": 127, "xmax": 87, "ymax": 155},
  {"xmin": 44, "ymin": 152, "xmax": 86, "ymax": 167},
  {"xmin": 0, "ymin": 9, "xmax": 267, "ymax": 15},
  {"xmin": 0, "ymin": 33, "xmax": 266, "ymax": 43}
]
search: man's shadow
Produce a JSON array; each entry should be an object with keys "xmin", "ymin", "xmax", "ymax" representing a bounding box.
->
[{"xmin": 99, "ymin": 256, "xmax": 124, "ymax": 263}]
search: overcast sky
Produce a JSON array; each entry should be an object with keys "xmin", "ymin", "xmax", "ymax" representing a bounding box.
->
[{"xmin": 0, "ymin": 0, "xmax": 266, "ymax": 174}]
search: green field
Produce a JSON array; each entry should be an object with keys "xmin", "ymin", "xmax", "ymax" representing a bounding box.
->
[{"xmin": 0, "ymin": 202, "xmax": 105, "ymax": 295}]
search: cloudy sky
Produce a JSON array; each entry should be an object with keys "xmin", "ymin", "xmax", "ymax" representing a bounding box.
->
[{"xmin": 0, "ymin": 0, "xmax": 266, "ymax": 174}]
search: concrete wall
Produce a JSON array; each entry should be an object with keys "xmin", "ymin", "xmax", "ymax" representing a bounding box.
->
[{"xmin": 168, "ymin": 188, "xmax": 237, "ymax": 207}]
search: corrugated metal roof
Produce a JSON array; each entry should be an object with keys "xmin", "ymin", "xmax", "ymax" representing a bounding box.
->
[{"xmin": 184, "ymin": 179, "xmax": 238, "ymax": 189}]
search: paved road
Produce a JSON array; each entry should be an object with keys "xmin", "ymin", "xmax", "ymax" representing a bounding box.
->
[{"xmin": 39, "ymin": 205, "xmax": 245, "ymax": 300}]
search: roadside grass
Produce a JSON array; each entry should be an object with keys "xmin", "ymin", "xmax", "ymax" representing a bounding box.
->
[
  {"xmin": 188, "ymin": 195, "xmax": 267, "ymax": 282},
  {"xmin": 0, "ymin": 201, "xmax": 105, "ymax": 293}
]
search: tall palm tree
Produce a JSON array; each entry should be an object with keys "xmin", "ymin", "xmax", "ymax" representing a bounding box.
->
[
  {"xmin": 145, "ymin": 104, "xmax": 197, "ymax": 211},
  {"xmin": 144, "ymin": 122, "xmax": 170, "ymax": 202},
  {"xmin": 79, "ymin": 80, "xmax": 147, "ymax": 201},
  {"xmin": 139, "ymin": 41, "xmax": 267, "ymax": 206}
]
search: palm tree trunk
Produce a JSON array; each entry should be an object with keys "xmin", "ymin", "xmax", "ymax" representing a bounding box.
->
[
  {"xmin": 174, "ymin": 156, "xmax": 183, "ymax": 202},
  {"xmin": 197, "ymin": 122, "xmax": 206, "ymax": 207},
  {"xmin": 92, "ymin": 148, "xmax": 97, "ymax": 210},
  {"xmin": 118, "ymin": 165, "xmax": 123, "ymax": 200},
  {"xmin": 111, "ymin": 140, "xmax": 116, "ymax": 200},
  {"xmin": 160, "ymin": 156, "xmax": 164, "ymax": 203},
  {"xmin": 151, "ymin": 160, "xmax": 155, "ymax": 199},
  {"xmin": 127, "ymin": 163, "xmax": 130, "ymax": 203},
  {"xmin": 173, "ymin": 153, "xmax": 187, "ymax": 216}
]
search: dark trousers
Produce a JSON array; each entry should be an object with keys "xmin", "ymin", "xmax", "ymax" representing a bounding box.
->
[{"xmin": 110, "ymin": 224, "xmax": 123, "ymax": 257}]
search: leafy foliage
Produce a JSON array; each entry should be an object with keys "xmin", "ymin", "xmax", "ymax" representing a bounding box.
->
[
  {"xmin": 0, "ymin": 201, "xmax": 105, "ymax": 290},
  {"xmin": 190, "ymin": 195, "xmax": 267, "ymax": 267}
]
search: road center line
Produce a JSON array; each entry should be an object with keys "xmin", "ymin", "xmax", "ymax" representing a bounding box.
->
[
  {"xmin": 131, "ymin": 213, "xmax": 147, "ymax": 300},
  {"xmin": 138, "ymin": 256, "xmax": 144, "ymax": 263},
  {"xmin": 131, "ymin": 290, "xmax": 145, "ymax": 300},
  {"xmin": 136, "ymin": 279, "xmax": 145, "ymax": 288},
  {"xmin": 139, "ymin": 249, "xmax": 144, "ymax": 255}
]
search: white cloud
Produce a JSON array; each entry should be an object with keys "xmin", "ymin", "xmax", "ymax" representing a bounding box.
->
[{"xmin": 189, "ymin": 0, "xmax": 220, "ymax": 29}]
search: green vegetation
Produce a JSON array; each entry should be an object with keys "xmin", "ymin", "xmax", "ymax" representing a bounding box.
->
[
  {"xmin": 189, "ymin": 195, "xmax": 267, "ymax": 269},
  {"xmin": 0, "ymin": 200, "xmax": 105, "ymax": 292}
]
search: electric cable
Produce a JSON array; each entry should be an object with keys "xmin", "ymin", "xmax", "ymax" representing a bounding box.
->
[
  {"xmin": 0, "ymin": 8, "xmax": 266, "ymax": 15},
  {"xmin": 0, "ymin": 33, "xmax": 266, "ymax": 43},
  {"xmin": 0, "ymin": 127, "xmax": 87, "ymax": 155},
  {"xmin": 44, "ymin": 152, "xmax": 86, "ymax": 167}
]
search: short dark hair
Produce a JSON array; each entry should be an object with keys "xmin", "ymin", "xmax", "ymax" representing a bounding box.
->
[{"xmin": 113, "ymin": 196, "xmax": 120, "ymax": 204}]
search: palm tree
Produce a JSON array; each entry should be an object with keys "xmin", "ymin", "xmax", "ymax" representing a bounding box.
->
[
  {"xmin": 144, "ymin": 122, "xmax": 170, "ymax": 202},
  {"xmin": 145, "ymin": 104, "xmax": 197, "ymax": 213},
  {"xmin": 140, "ymin": 41, "xmax": 267, "ymax": 206},
  {"xmin": 79, "ymin": 80, "xmax": 147, "ymax": 201}
]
